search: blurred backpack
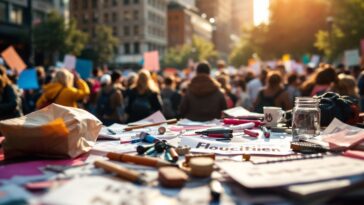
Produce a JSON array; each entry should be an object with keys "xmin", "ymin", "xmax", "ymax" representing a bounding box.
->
[
  {"xmin": 96, "ymin": 88, "xmax": 115, "ymax": 119},
  {"xmin": 316, "ymin": 92, "xmax": 360, "ymax": 126}
]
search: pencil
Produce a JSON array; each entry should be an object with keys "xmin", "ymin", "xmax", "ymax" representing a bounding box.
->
[
  {"xmin": 107, "ymin": 152, "xmax": 177, "ymax": 168},
  {"xmin": 94, "ymin": 160, "xmax": 145, "ymax": 184},
  {"xmin": 124, "ymin": 119, "xmax": 177, "ymax": 131}
]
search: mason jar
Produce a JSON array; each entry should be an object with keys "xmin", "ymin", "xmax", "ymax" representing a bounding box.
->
[{"xmin": 292, "ymin": 97, "xmax": 321, "ymax": 141}]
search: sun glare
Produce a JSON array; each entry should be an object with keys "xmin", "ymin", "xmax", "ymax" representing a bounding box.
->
[{"xmin": 254, "ymin": 0, "xmax": 270, "ymax": 26}]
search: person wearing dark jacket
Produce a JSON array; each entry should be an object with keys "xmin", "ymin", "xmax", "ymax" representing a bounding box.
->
[
  {"xmin": 125, "ymin": 70, "xmax": 162, "ymax": 123},
  {"xmin": 0, "ymin": 66, "xmax": 23, "ymax": 120},
  {"xmin": 179, "ymin": 63, "xmax": 227, "ymax": 121}
]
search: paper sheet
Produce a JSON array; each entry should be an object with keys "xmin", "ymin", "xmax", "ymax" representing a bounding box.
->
[
  {"xmin": 41, "ymin": 176, "xmax": 163, "ymax": 205},
  {"xmin": 128, "ymin": 111, "xmax": 166, "ymax": 126},
  {"xmin": 308, "ymin": 118, "xmax": 364, "ymax": 150},
  {"xmin": 223, "ymin": 107, "xmax": 264, "ymax": 119},
  {"xmin": 217, "ymin": 156, "xmax": 364, "ymax": 188},
  {"xmin": 180, "ymin": 136, "xmax": 293, "ymax": 155}
]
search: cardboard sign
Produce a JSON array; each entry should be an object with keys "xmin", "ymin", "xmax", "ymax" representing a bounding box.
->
[
  {"xmin": 1, "ymin": 46, "xmax": 26, "ymax": 72},
  {"xmin": 345, "ymin": 49, "xmax": 360, "ymax": 67},
  {"xmin": 143, "ymin": 51, "xmax": 160, "ymax": 71},
  {"xmin": 18, "ymin": 69, "xmax": 39, "ymax": 90},
  {"xmin": 63, "ymin": 55, "xmax": 76, "ymax": 70},
  {"xmin": 75, "ymin": 59, "xmax": 93, "ymax": 79}
]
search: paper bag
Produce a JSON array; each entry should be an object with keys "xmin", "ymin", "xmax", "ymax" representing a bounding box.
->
[{"xmin": 0, "ymin": 104, "xmax": 102, "ymax": 159}]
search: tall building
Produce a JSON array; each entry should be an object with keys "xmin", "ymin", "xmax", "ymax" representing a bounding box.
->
[
  {"xmin": 70, "ymin": 0, "xmax": 168, "ymax": 68},
  {"xmin": 231, "ymin": 0, "xmax": 254, "ymax": 36},
  {"xmin": 196, "ymin": 0, "xmax": 232, "ymax": 59},
  {"xmin": 0, "ymin": 0, "xmax": 68, "ymax": 63},
  {"xmin": 167, "ymin": 1, "xmax": 213, "ymax": 47}
]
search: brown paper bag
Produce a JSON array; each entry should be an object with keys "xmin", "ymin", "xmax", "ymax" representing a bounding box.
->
[{"xmin": 0, "ymin": 104, "xmax": 102, "ymax": 159}]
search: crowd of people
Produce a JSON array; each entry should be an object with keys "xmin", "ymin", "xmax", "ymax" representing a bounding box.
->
[{"xmin": 0, "ymin": 60, "xmax": 363, "ymax": 125}]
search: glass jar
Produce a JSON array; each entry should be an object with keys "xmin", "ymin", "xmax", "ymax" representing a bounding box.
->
[{"xmin": 292, "ymin": 97, "xmax": 321, "ymax": 141}]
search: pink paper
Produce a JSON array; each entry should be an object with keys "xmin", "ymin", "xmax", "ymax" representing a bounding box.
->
[
  {"xmin": 323, "ymin": 130, "xmax": 364, "ymax": 149},
  {"xmin": 143, "ymin": 51, "xmax": 160, "ymax": 71},
  {"xmin": 0, "ymin": 154, "xmax": 88, "ymax": 179}
]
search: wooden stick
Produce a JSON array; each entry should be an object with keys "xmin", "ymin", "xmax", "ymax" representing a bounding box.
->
[{"xmin": 124, "ymin": 118, "xmax": 177, "ymax": 131}]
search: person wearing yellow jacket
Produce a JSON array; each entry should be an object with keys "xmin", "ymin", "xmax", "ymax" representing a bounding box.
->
[{"xmin": 36, "ymin": 68, "xmax": 90, "ymax": 109}]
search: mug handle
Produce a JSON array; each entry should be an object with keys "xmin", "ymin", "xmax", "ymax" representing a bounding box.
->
[{"xmin": 280, "ymin": 110, "xmax": 286, "ymax": 122}]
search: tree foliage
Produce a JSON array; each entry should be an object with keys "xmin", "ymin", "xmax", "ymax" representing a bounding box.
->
[
  {"xmin": 229, "ymin": 0, "xmax": 330, "ymax": 65},
  {"xmin": 90, "ymin": 25, "xmax": 119, "ymax": 65},
  {"xmin": 162, "ymin": 36, "xmax": 218, "ymax": 69},
  {"xmin": 315, "ymin": 0, "xmax": 364, "ymax": 61},
  {"xmin": 33, "ymin": 12, "xmax": 88, "ymax": 63}
]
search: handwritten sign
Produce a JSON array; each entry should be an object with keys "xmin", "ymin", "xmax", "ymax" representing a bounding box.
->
[
  {"xmin": 76, "ymin": 59, "xmax": 93, "ymax": 79},
  {"xmin": 63, "ymin": 54, "xmax": 76, "ymax": 70},
  {"xmin": 143, "ymin": 51, "xmax": 160, "ymax": 71},
  {"xmin": 18, "ymin": 69, "xmax": 39, "ymax": 90},
  {"xmin": 345, "ymin": 49, "xmax": 360, "ymax": 67},
  {"xmin": 1, "ymin": 46, "xmax": 26, "ymax": 72},
  {"xmin": 180, "ymin": 136, "xmax": 292, "ymax": 155}
]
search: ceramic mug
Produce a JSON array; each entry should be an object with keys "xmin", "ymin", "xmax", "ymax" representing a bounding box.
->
[{"xmin": 263, "ymin": 106, "xmax": 286, "ymax": 127}]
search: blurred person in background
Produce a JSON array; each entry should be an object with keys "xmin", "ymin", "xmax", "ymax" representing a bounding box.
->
[
  {"xmin": 23, "ymin": 66, "xmax": 46, "ymax": 114},
  {"xmin": 96, "ymin": 71, "xmax": 125, "ymax": 125},
  {"xmin": 161, "ymin": 76, "xmax": 181, "ymax": 119},
  {"xmin": 216, "ymin": 74, "xmax": 237, "ymax": 108},
  {"xmin": 125, "ymin": 70, "xmax": 162, "ymax": 123},
  {"xmin": 301, "ymin": 66, "xmax": 337, "ymax": 96},
  {"xmin": 331, "ymin": 74, "xmax": 359, "ymax": 101},
  {"xmin": 36, "ymin": 68, "xmax": 90, "ymax": 109},
  {"xmin": 234, "ymin": 78, "xmax": 252, "ymax": 110},
  {"xmin": 254, "ymin": 71, "xmax": 292, "ymax": 113},
  {"xmin": 0, "ymin": 66, "xmax": 23, "ymax": 120},
  {"xmin": 179, "ymin": 62, "xmax": 227, "ymax": 121},
  {"xmin": 286, "ymin": 73, "xmax": 301, "ymax": 106},
  {"xmin": 246, "ymin": 69, "xmax": 268, "ymax": 103}
]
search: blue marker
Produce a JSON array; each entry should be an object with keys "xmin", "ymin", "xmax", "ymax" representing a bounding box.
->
[
  {"xmin": 120, "ymin": 138, "xmax": 142, "ymax": 144},
  {"xmin": 139, "ymin": 132, "xmax": 159, "ymax": 143}
]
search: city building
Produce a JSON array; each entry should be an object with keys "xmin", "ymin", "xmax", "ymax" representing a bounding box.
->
[
  {"xmin": 70, "ymin": 0, "xmax": 168, "ymax": 68},
  {"xmin": 167, "ymin": 1, "xmax": 213, "ymax": 47},
  {"xmin": 0, "ymin": 0, "xmax": 69, "ymax": 64},
  {"xmin": 232, "ymin": 0, "xmax": 254, "ymax": 36},
  {"xmin": 195, "ymin": 0, "xmax": 233, "ymax": 59}
]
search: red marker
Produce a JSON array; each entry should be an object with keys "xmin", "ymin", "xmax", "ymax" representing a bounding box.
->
[
  {"xmin": 223, "ymin": 118, "xmax": 265, "ymax": 127},
  {"xmin": 243, "ymin": 129, "xmax": 259, "ymax": 138}
]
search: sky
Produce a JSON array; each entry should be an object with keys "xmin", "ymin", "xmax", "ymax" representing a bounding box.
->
[{"xmin": 254, "ymin": 0, "xmax": 270, "ymax": 26}]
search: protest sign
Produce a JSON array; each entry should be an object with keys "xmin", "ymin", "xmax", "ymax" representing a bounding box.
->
[
  {"xmin": 180, "ymin": 136, "xmax": 292, "ymax": 155},
  {"xmin": 345, "ymin": 49, "xmax": 360, "ymax": 67},
  {"xmin": 309, "ymin": 55, "xmax": 320, "ymax": 67},
  {"xmin": 18, "ymin": 69, "xmax": 39, "ymax": 90},
  {"xmin": 63, "ymin": 55, "xmax": 76, "ymax": 70},
  {"xmin": 143, "ymin": 51, "xmax": 160, "ymax": 71},
  {"xmin": 76, "ymin": 59, "xmax": 93, "ymax": 79},
  {"xmin": 1, "ymin": 46, "xmax": 26, "ymax": 72}
]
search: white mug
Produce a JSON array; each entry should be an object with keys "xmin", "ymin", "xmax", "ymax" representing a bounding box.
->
[{"xmin": 263, "ymin": 107, "xmax": 286, "ymax": 127}]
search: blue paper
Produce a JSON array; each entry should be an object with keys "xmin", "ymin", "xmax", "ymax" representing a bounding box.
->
[
  {"xmin": 17, "ymin": 68, "xmax": 39, "ymax": 90},
  {"xmin": 0, "ymin": 184, "xmax": 32, "ymax": 205},
  {"xmin": 76, "ymin": 59, "xmax": 93, "ymax": 79}
]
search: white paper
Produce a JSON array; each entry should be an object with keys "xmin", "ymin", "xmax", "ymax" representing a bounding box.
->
[
  {"xmin": 91, "ymin": 141, "xmax": 137, "ymax": 154},
  {"xmin": 41, "ymin": 176, "xmax": 159, "ymax": 205},
  {"xmin": 223, "ymin": 106, "xmax": 264, "ymax": 119},
  {"xmin": 63, "ymin": 54, "xmax": 76, "ymax": 70},
  {"xmin": 177, "ymin": 119, "xmax": 221, "ymax": 126},
  {"xmin": 180, "ymin": 136, "xmax": 293, "ymax": 155},
  {"xmin": 217, "ymin": 156, "xmax": 364, "ymax": 188},
  {"xmin": 128, "ymin": 111, "xmax": 166, "ymax": 126}
]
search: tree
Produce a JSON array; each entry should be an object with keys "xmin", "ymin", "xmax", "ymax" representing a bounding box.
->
[
  {"xmin": 33, "ymin": 11, "xmax": 88, "ymax": 64},
  {"xmin": 90, "ymin": 25, "xmax": 119, "ymax": 66},
  {"xmin": 162, "ymin": 36, "xmax": 218, "ymax": 69},
  {"xmin": 315, "ymin": 0, "xmax": 364, "ymax": 61}
]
